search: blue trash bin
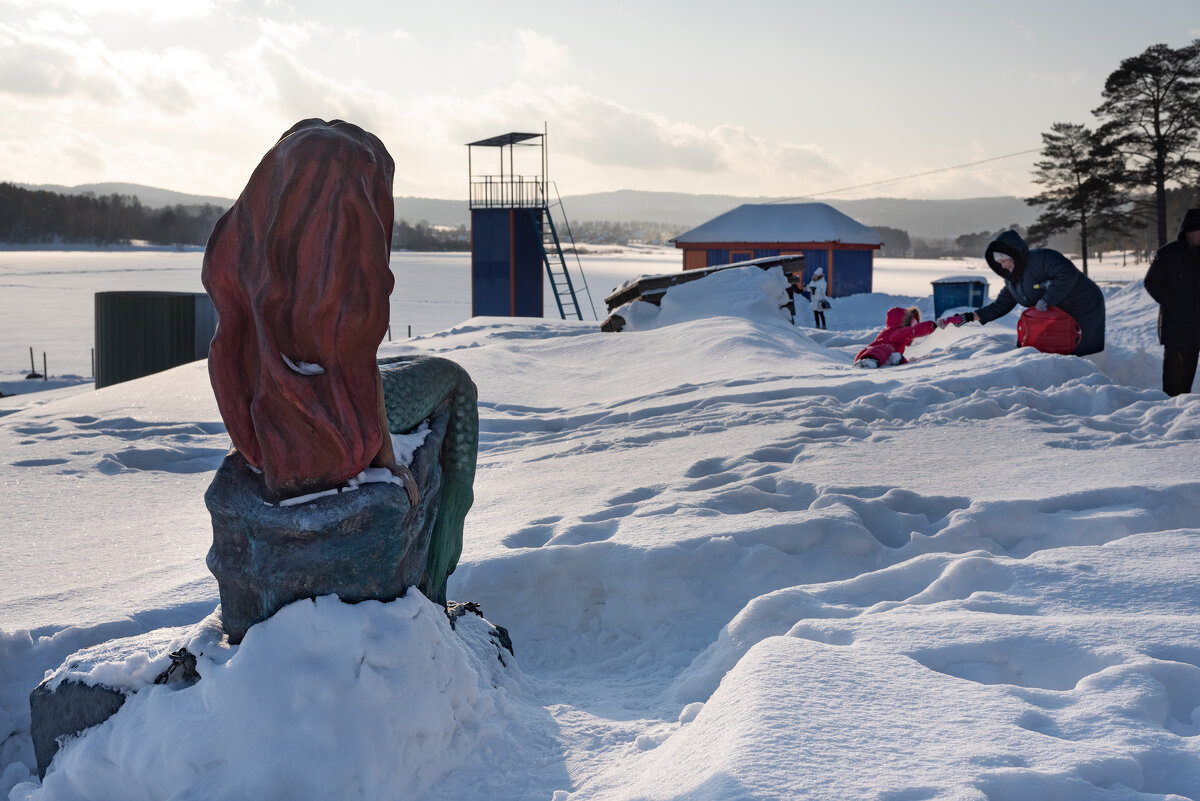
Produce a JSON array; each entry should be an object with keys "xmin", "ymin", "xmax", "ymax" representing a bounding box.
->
[{"xmin": 932, "ymin": 276, "xmax": 989, "ymax": 319}]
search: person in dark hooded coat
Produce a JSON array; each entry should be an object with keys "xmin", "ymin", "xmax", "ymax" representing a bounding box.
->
[
  {"xmin": 1144, "ymin": 208, "xmax": 1200, "ymax": 396},
  {"xmin": 937, "ymin": 229, "xmax": 1105, "ymax": 356}
]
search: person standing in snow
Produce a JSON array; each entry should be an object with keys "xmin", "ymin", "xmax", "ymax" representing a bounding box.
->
[
  {"xmin": 938, "ymin": 229, "xmax": 1106, "ymax": 356},
  {"xmin": 806, "ymin": 267, "xmax": 829, "ymax": 329},
  {"xmin": 854, "ymin": 306, "xmax": 937, "ymax": 368},
  {"xmin": 1144, "ymin": 208, "xmax": 1200, "ymax": 396}
]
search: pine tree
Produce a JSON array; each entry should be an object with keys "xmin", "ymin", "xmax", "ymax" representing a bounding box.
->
[
  {"xmin": 1093, "ymin": 40, "xmax": 1200, "ymax": 247},
  {"xmin": 1026, "ymin": 122, "xmax": 1126, "ymax": 275}
]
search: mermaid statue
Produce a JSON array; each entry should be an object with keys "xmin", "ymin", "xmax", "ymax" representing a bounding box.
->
[{"xmin": 202, "ymin": 119, "xmax": 476, "ymax": 633}]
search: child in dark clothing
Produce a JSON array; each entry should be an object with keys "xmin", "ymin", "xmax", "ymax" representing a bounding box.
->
[{"xmin": 854, "ymin": 306, "xmax": 938, "ymax": 368}]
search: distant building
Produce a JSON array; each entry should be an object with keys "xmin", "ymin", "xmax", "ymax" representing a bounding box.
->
[{"xmin": 672, "ymin": 202, "xmax": 882, "ymax": 296}]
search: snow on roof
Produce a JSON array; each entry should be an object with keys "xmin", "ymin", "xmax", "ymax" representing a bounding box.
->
[{"xmin": 673, "ymin": 202, "xmax": 883, "ymax": 246}]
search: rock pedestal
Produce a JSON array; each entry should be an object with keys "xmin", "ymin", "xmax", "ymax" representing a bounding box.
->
[
  {"xmin": 205, "ymin": 403, "xmax": 450, "ymax": 643},
  {"xmin": 29, "ymin": 680, "xmax": 126, "ymax": 778},
  {"xmin": 28, "ymin": 616, "xmax": 221, "ymax": 779}
]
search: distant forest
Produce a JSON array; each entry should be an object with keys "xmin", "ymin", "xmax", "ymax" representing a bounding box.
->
[
  {"xmin": 0, "ymin": 182, "xmax": 688, "ymax": 251},
  {"xmin": 5, "ymin": 180, "xmax": 1193, "ymax": 260},
  {"xmin": 908, "ymin": 186, "xmax": 1198, "ymax": 264},
  {"xmin": 0, "ymin": 182, "xmax": 474, "ymax": 250},
  {"xmin": 0, "ymin": 182, "xmax": 224, "ymax": 246},
  {"xmin": 391, "ymin": 219, "xmax": 686, "ymax": 251},
  {"xmin": 392, "ymin": 219, "xmax": 469, "ymax": 251}
]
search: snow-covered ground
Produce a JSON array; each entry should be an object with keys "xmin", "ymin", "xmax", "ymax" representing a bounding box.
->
[{"xmin": 3, "ymin": 246, "xmax": 1197, "ymax": 801}]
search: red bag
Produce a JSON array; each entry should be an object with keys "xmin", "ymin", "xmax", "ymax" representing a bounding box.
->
[{"xmin": 1017, "ymin": 307, "xmax": 1081, "ymax": 355}]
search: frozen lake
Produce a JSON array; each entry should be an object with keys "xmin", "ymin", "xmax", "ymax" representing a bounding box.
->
[{"xmin": 0, "ymin": 245, "xmax": 1148, "ymax": 392}]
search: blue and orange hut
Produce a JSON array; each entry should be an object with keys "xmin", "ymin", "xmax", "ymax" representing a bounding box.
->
[{"xmin": 672, "ymin": 202, "xmax": 882, "ymax": 297}]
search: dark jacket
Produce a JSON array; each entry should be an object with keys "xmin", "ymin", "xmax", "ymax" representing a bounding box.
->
[
  {"xmin": 1144, "ymin": 209, "xmax": 1200, "ymax": 351},
  {"xmin": 975, "ymin": 230, "xmax": 1106, "ymax": 355}
]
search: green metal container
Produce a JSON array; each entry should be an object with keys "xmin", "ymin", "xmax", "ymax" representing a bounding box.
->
[{"xmin": 94, "ymin": 291, "xmax": 217, "ymax": 388}]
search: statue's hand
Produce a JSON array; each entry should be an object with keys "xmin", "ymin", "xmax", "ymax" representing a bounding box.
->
[
  {"xmin": 395, "ymin": 463, "xmax": 419, "ymax": 508},
  {"xmin": 370, "ymin": 441, "xmax": 420, "ymax": 509}
]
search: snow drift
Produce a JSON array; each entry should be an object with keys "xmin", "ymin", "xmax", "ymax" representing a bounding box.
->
[{"xmin": 3, "ymin": 250, "xmax": 1198, "ymax": 801}]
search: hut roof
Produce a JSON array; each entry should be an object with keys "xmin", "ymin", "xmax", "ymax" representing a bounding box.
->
[{"xmin": 673, "ymin": 202, "xmax": 882, "ymax": 246}]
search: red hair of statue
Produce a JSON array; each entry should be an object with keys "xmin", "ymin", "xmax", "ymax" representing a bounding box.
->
[{"xmin": 202, "ymin": 119, "xmax": 396, "ymax": 500}]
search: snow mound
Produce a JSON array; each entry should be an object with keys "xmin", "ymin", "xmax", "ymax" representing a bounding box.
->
[
  {"xmin": 14, "ymin": 594, "xmax": 542, "ymax": 801},
  {"xmin": 609, "ymin": 264, "xmax": 793, "ymax": 332}
]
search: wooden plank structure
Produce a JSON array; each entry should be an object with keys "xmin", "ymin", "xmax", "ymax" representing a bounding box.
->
[{"xmin": 600, "ymin": 253, "xmax": 805, "ymax": 332}]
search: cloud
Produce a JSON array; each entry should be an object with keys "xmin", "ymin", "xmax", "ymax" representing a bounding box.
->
[
  {"xmin": 111, "ymin": 47, "xmax": 207, "ymax": 115},
  {"xmin": 515, "ymin": 29, "xmax": 569, "ymax": 76},
  {"xmin": 0, "ymin": 12, "xmax": 293, "ymax": 194},
  {"xmin": 703, "ymin": 125, "xmax": 846, "ymax": 188},
  {"xmin": 812, "ymin": 149, "xmax": 1040, "ymax": 201},
  {"xmin": 403, "ymin": 82, "xmax": 849, "ymax": 196},
  {"xmin": 255, "ymin": 16, "xmax": 319, "ymax": 50},
  {"xmin": 0, "ymin": 124, "xmax": 107, "ymax": 181},
  {"xmin": 559, "ymin": 102, "xmax": 723, "ymax": 172},
  {"xmin": 255, "ymin": 42, "xmax": 393, "ymax": 132},
  {"xmin": 5, "ymin": 0, "xmax": 220, "ymax": 22},
  {"xmin": 0, "ymin": 26, "xmax": 217, "ymax": 116},
  {"xmin": 0, "ymin": 5, "xmax": 431, "ymax": 195},
  {"xmin": 0, "ymin": 3, "xmax": 1040, "ymax": 204},
  {"xmin": 0, "ymin": 24, "xmax": 121, "ymax": 99},
  {"xmin": 56, "ymin": 128, "xmax": 107, "ymax": 174},
  {"xmin": 26, "ymin": 10, "xmax": 89, "ymax": 36}
]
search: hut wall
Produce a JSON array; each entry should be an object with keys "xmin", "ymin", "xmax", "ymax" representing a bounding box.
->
[
  {"xmin": 833, "ymin": 249, "xmax": 873, "ymax": 296},
  {"xmin": 686, "ymin": 244, "xmax": 871, "ymax": 298}
]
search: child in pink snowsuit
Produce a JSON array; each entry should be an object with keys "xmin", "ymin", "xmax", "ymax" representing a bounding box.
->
[{"xmin": 854, "ymin": 306, "xmax": 938, "ymax": 368}]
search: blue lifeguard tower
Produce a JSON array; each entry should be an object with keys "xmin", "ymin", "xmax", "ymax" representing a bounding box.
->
[{"xmin": 467, "ymin": 131, "xmax": 590, "ymax": 319}]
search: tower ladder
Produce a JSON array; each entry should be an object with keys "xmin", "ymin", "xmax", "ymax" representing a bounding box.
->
[{"xmin": 534, "ymin": 205, "xmax": 583, "ymax": 320}]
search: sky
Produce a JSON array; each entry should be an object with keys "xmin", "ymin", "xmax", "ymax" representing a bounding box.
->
[{"xmin": 1, "ymin": 0, "xmax": 1199, "ymax": 202}]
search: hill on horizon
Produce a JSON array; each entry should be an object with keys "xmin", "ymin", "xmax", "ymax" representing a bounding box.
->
[
  {"xmin": 18, "ymin": 182, "xmax": 234, "ymax": 211},
  {"xmin": 16, "ymin": 182, "xmax": 1036, "ymax": 241},
  {"xmin": 556, "ymin": 191, "xmax": 1036, "ymax": 240}
]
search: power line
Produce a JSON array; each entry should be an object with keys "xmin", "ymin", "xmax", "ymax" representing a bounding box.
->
[{"xmin": 769, "ymin": 148, "xmax": 1042, "ymax": 202}]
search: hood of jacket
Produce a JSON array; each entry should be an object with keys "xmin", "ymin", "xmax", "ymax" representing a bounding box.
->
[
  {"xmin": 1177, "ymin": 208, "xmax": 1200, "ymax": 243},
  {"xmin": 884, "ymin": 307, "xmax": 921, "ymax": 328},
  {"xmin": 984, "ymin": 229, "xmax": 1029, "ymax": 281}
]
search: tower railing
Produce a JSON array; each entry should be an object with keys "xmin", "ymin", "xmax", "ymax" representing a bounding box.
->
[{"xmin": 469, "ymin": 176, "xmax": 546, "ymax": 209}]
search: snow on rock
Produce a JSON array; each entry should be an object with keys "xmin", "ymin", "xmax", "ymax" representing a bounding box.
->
[
  {"xmin": 12, "ymin": 594, "xmax": 548, "ymax": 801},
  {"xmin": 40, "ymin": 613, "xmax": 226, "ymax": 694}
]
